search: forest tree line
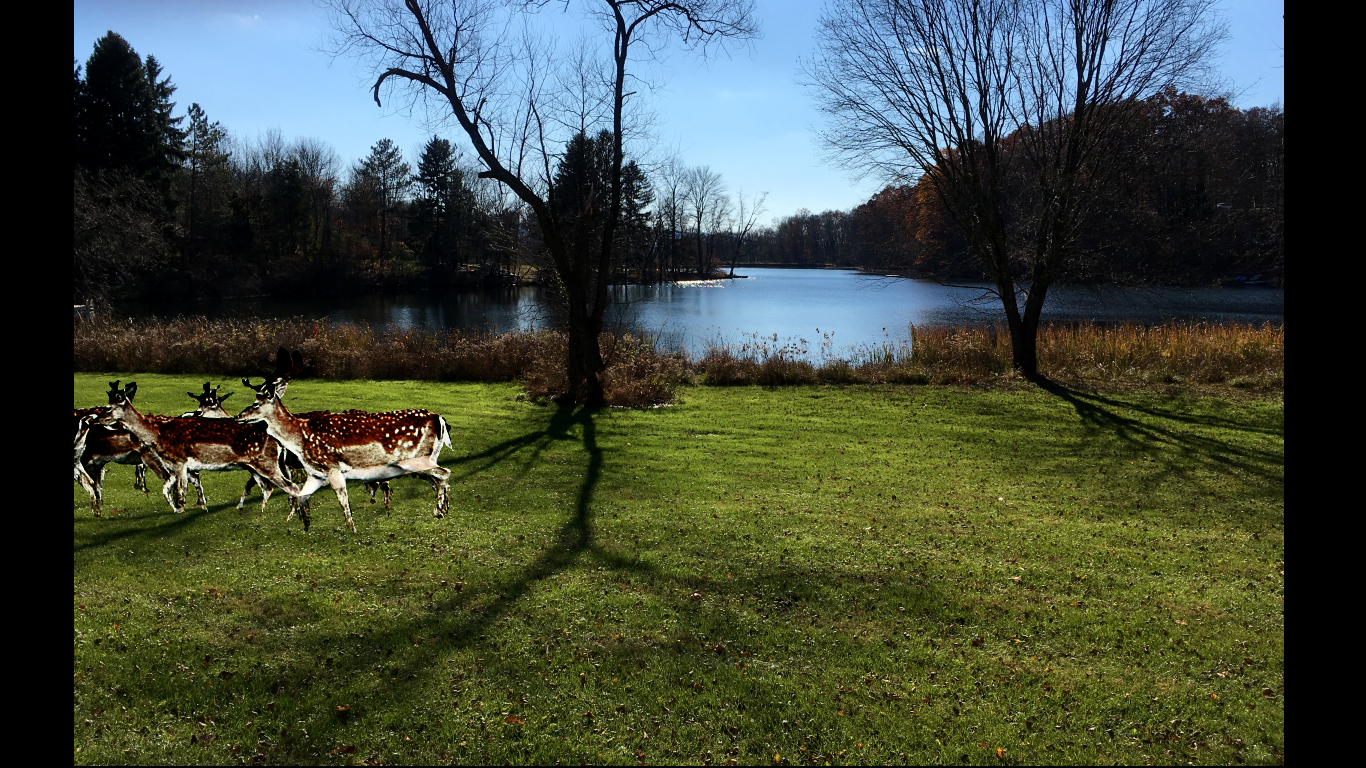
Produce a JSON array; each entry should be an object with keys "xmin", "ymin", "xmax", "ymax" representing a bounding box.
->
[
  {"xmin": 738, "ymin": 87, "xmax": 1283, "ymax": 286},
  {"xmin": 74, "ymin": 31, "xmax": 1282, "ymax": 307}
]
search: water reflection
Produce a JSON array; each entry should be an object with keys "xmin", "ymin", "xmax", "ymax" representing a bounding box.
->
[{"xmin": 118, "ymin": 269, "xmax": 1283, "ymax": 358}]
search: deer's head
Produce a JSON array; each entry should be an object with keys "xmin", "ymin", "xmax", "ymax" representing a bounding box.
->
[
  {"xmin": 237, "ymin": 348, "xmax": 302, "ymax": 423},
  {"xmin": 97, "ymin": 381, "xmax": 137, "ymax": 426},
  {"xmin": 187, "ymin": 382, "xmax": 233, "ymax": 413}
]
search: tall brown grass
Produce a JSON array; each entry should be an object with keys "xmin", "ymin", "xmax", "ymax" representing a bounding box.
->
[
  {"xmin": 697, "ymin": 321, "xmax": 1283, "ymax": 390},
  {"xmin": 73, "ymin": 313, "xmax": 691, "ymax": 407},
  {"xmin": 75, "ymin": 314, "xmax": 1282, "ymax": 405}
]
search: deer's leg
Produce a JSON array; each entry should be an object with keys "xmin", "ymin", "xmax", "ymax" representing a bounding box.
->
[
  {"xmin": 75, "ymin": 463, "xmax": 99, "ymax": 505},
  {"xmin": 135, "ymin": 462, "xmax": 148, "ymax": 494},
  {"xmin": 237, "ymin": 474, "xmax": 255, "ymax": 510},
  {"xmin": 189, "ymin": 471, "xmax": 208, "ymax": 511},
  {"xmin": 327, "ymin": 469, "xmax": 356, "ymax": 533},
  {"xmin": 362, "ymin": 482, "xmax": 392, "ymax": 510},
  {"xmin": 94, "ymin": 464, "xmax": 108, "ymax": 514},
  {"xmin": 287, "ymin": 474, "xmax": 328, "ymax": 523},
  {"xmin": 162, "ymin": 470, "xmax": 183, "ymax": 514},
  {"xmin": 257, "ymin": 474, "xmax": 274, "ymax": 514},
  {"xmin": 394, "ymin": 458, "xmax": 451, "ymax": 519}
]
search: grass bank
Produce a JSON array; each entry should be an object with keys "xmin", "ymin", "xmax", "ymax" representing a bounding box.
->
[
  {"xmin": 74, "ymin": 315, "xmax": 1283, "ymax": 405},
  {"xmin": 74, "ymin": 376, "xmax": 1283, "ymax": 765}
]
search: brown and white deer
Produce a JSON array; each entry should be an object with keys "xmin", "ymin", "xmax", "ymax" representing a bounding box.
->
[
  {"xmin": 73, "ymin": 409, "xmax": 101, "ymax": 501},
  {"xmin": 235, "ymin": 349, "xmax": 452, "ymax": 532},
  {"xmin": 74, "ymin": 401, "xmax": 169, "ymax": 515},
  {"xmin": 180, "ymin": 381, "xmax": 290, "ymax": 512},
  {"xmin": 96, "ymin": 381, "xmax": 300, "ymax": 515},
  {"xmin": 182, "ymin": 381, "xmax": 392, "ymax": 512}
]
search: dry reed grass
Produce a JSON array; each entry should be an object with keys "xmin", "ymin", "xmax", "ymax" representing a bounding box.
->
[
  {"xmin": 74, "ymin": 314, "xmax": 1282, "ymax": 404},
  {"xmin": 73, "ymin": 313, "xmax": 692, "ymax": 407},
  {"xmin": 698, "ymin": 321, "xmax": 1283, "ymax": 391}
]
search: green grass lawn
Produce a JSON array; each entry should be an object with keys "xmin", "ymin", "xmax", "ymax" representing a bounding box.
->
[{"xmin": 74, "ymin": 375, "xmax": 1284, "ymax": 765}]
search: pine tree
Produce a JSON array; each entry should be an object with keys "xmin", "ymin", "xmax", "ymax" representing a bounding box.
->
[
  {"xmin": 412, "ymin": 137, "xmax": 471, "ymax": 270},
  {"xmin": 75, "ymin": 33, "xmax": 184, "ymax": 187},
  {"xmin": 354, "ymin": 139, "xmax": 411, "ymax": 262},
  {"xmin": 183, "ymin": 103, "xmax": 231, "ymax": 262}
]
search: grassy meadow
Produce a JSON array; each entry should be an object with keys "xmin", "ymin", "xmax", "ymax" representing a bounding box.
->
[{"xmin": 74, "ymin": 375, "xmax": 1284, "ymax": 765}]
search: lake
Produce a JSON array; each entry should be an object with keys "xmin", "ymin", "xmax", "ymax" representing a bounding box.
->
[{"xmin": 117, "ymin": 268, "xmax": 1284, "ymax": 358}]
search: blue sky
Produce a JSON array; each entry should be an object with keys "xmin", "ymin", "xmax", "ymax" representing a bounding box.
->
[{"xmin": 75, "ymin": 0, "xmax": 1283, "ymax": 224}]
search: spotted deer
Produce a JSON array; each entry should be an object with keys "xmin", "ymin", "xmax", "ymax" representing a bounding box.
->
[
  {"xmin": 97, "ymin": 381, "xmax": 300, "ymax": 515},
  {"xmin": 182, "ymin": 381, "xmax": 392, "ymax": 512},
  {"xmin": 74, "ymin": 402, "xmax": 169, "ymax": 515},
  {"xmin": 235, "ymin": 349, "xmax": 452, "ymax": 532},
  {"xmin": 73, "ymin": 409, "xmax": 101, "ymax": 501},
  {"xmin": 180, "ymin": 381, "xmax": 291, "ymax": 512}
]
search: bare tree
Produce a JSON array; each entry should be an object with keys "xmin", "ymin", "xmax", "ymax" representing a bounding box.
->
[
  {"xmin": 652, "ymin": 153, "xmax": 690, "ymax": 279},
  {"xmin": 684, "ymin": 165, "xmax": 727, "ymax": 277},
  {"xmin": 725, "ymin": 189, "xmax": 766, "ymax": 275},
  {"xmin": 326, "ymin": 0, "xmax": 757, "ymax": 405},
  {"xmin": 806, "ymin": 0, "xmax": 1226, "ymax": 378},
  {"xmin": 293, "ymin": 137, "xmax": 343, "ymax": 259}
]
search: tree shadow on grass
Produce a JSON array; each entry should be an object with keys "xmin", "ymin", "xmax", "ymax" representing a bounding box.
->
[
  {"xmin": 233, "ymin": 402, "xmax": 959, "ymax": 760},
  {"xmin": 73, "ymin": 503, "xmax": 225, "ymax": 553},
  {"xmin": 83, "ymin": 401, "xmax": 965, "ymax": 763},
  {"xmin": 1032, "ymin": 375, "xmax": 1284, "ymax": 486}
]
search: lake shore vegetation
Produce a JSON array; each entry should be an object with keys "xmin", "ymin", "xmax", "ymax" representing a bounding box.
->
[
  {"xmin": 75, "ymin": 314, "xmax": 1284, "ymax": 406},
  {"xmin": 73, "ymin": 377, "xmax": 1284, "ymax": 765}
]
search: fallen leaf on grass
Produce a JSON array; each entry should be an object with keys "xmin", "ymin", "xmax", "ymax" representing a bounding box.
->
[
  {"xmin": 333, "ymin": 745, "xmax": 357, "ymax": 754},
  {"xmin": 505, "ymin": 716, "xmax": 525, "ymax": 725}
]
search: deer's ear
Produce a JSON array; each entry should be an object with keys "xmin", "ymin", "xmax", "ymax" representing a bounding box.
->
[
  {"xmin": 220, "ymin": 392, "xmax": 234, "ymax": 403},
  {"xmin": 125, "ymin": 382, "xmax": 137, "ymax": 401},
  {"xmin": 291, "ymin": 350, "xmax": 304, "ymax": 375},
  {"xmin": 274, "ymin": 379, "xmax": 289, "ymax": 398},
  {"xmin": 203, "ymin": 382, "xmax": 213, "ymax": 393},
  {"xmin": 188, "ymin": 391, "xmax": 199, "ymax": 400}
]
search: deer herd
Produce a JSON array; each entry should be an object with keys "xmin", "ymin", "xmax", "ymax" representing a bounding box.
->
[{"xmin": 73, "ymin": 348, "xmax": 453, "ymax": 532}]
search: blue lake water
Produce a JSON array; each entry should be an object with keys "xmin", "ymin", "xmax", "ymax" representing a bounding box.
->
[{"xmin": 118, "ymin": 268, "xmax": 1284, "ymax": 358}]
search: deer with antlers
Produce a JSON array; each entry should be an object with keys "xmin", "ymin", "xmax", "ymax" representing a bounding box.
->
[
  {"xmin": 74, "ymin": 401, "xmax": 170, "ymax": 515},
  {"xmin": 179, "ymin": 381, "xmax": 292, "ymax": 513},
  {"xmin": 96, "ymin": 381, "xmax": 300, "ymax": 515},
  {"xmin": 182, "ymin": 381, "xmax": 392, "ymax": 512},
  {"xmin": 235, "ymin": 349, "xmax": 452, "ymax": 532},
  {"xmin": 73, "ymin": 409, "xmax": 101, "ymax": 502}
]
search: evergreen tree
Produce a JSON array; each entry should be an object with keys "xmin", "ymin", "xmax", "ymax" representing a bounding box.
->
[
  {"xmin": 354, "ymin": 138, "xmax": 411, "ymax": 262},
  {"xmin": 74, "ymin": 32, "xmax": 186, "ymax": 302},
  {"xmin": 182, "ymin": 103, "xmax": 232, "ymax": 262},
  {"xmin": 550, "ymin": 131, "xmax": 615, "ymax": 262},
  {"xmin": 549, "ymin": 131, "xmax": 653, "ymax": 283},
  {"xmin": 411, "ymin": 137, "xmax": 472, "ymax": 271},
  {"xmin": 74, "ymin": 32, "xmax": 184, "ymax": 187}
]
